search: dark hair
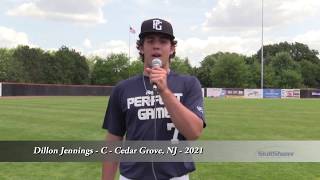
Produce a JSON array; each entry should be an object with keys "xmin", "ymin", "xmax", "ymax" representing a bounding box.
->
[{"xmin": 136, "ymin": 35, "xmax": 177, "ymax": 62}]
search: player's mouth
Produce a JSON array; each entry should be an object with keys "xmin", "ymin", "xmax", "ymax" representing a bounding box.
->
[{"xmin": 152, "ymin": 53, "xmax": 161, "ymax": 58}]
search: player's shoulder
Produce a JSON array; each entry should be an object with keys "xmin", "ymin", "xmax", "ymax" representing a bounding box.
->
[{"xmin": 170, "ymin": 71, "xmax": 200, "ymax": 84}]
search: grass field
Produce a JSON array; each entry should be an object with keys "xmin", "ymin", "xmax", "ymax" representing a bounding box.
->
[{"xmin": 0, "ymin": 97, "xmax": 320, "ymax": 180}]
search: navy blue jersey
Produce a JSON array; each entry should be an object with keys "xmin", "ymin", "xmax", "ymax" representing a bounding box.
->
[{"xmin": 102, "ymin": 71, "xmax": 205, "ymax": 180}]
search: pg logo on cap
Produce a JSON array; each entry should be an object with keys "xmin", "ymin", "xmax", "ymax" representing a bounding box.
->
[{"xmin": 152, "ymin": 19, "xmax": 162, "ymax": 30}]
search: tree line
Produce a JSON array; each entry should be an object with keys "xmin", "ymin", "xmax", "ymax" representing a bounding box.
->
[{"xmin": 0, "ymin": 42, "xmax": 319, "ymax": 88}]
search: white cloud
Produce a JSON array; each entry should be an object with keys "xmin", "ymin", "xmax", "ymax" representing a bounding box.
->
[
  {"xmin": 294, "ymin": 30, "xmax": 320, "ymax": 52},
  {"xmin": 133, "ymin": 0, "xmax": 170, "ymax": 5},
  {"xmin": 82, "ymin": 32, "xmax": 320, "ymax": 68},
  {"xmin": 0, "ymin": 26, "xmax": 30, "ymax": 48},
  {"xmin": 6, "ymin": 0, "xmax": 107, "ymax": 24},
  {"xmin": 86, "ymin": 35, "xmax": 264, "ymax": 67},
  {"xmin": 177, "ymin": 36, "xmax": 260, "ymax": 66},
  {"xmin": 203, "ymin": 0, "xmax": 320, "ymax": 31},
  {"xmin": 88, "ymin": 40, "xmax": 132, "ymax": 58},
  {"xmin": 176, "ymin": 29, "xmax": 320, "ymax": 67},
  {"xmin": 82, "ymin": 38, "xmax": 92, "ymax": 49}
]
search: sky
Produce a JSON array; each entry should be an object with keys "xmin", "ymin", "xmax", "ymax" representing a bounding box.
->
[{"xmin": 1, "ymin": 0, "xmax": 320, "ymax": 66}]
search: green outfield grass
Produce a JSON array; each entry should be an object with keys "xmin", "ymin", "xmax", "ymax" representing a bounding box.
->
[{"xmin": 0, "ymin": 97, "xmax": 320, "ymax": 180}]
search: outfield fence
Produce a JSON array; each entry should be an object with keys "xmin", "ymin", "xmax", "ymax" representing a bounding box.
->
[
  {"xmin": 0, "ymin": 82, "xmax": 319, "ymax": 98},
  {"xmin": 204, "ymin": 88, "xmax": 320, "ymax": 99},
  {"xmin": 0, "ymin": 82, "xmax": 113, "ymax": 96}
]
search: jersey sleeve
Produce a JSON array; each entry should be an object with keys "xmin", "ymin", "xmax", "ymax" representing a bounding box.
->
[
  {"xmin": 184, "ymin": 76, "xmax": 206, "ymax": 128},
  {"xmin": 102, "ymin": 85, "xmax": 126, "ymax": 136}
]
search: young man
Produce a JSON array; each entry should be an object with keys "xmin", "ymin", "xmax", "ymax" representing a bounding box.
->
[{"xmin": 102, "ymin": 18, "xmax": 206, "ymax": 180}]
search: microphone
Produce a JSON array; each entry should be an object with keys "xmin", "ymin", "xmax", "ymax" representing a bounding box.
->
[{"xmin": 151, "ymin": 58, "xmax": 162, "ymax": 92}]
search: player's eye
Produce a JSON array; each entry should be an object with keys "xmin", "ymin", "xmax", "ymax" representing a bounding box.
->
[
  {"xmin": 159, "ymin": 39, "xmax": 169, "ymax": 44},
  {"xmin": 145, "ymin": 39, "xmax": 154, "ymax": 44}
]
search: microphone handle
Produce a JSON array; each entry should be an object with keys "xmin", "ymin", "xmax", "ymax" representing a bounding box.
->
[{"xmin": 152, "ymin": 83, "xmax": 157, "ymax": 92}]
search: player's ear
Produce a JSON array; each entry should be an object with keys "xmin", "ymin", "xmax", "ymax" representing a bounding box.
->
[
  {"xmin": 170, "ymin": 44, "xmax": 175, "ymax": 55},
  {"xmin": 139, "ymin": 45, "xmax": 144, "ymax": 55}
]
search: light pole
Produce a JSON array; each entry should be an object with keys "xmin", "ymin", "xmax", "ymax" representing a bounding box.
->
[{"xmin": 261, "ymin": 0, "xmax": 264, "ymax": 89}]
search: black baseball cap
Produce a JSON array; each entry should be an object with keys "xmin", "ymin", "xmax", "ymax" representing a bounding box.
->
[{"xmin": 139, "ymin": 18, "xmax": 175, "ymax": 40}]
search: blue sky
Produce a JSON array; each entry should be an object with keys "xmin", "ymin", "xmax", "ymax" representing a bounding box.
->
[{"xmin": 1, "ymin": 0, "xmax": 320, "ymax": 66}]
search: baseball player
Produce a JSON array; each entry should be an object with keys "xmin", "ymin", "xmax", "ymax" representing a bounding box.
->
[{"xmin": 102, "ymin": 18, "xmax": 206, "ymax": 180}]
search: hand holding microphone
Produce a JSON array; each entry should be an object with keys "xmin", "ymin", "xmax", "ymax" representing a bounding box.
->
[{"xmin": 145, "ymin": 58, "xmax": 168, "ymax": 93}]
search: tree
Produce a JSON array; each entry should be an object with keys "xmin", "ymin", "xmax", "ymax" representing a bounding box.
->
[
  {"xmin": 210, "ymin": 53, "xmax": 249, "ymax": 88},
  {"xmin": 86, "ymin": 56, "xmax": 96, "ymax": 82},
  {"xmin": 91, "ymin": 53, "xmax": 130, "ymax": 85},
  {"xmin": 9, "ymin": 45, "xmax": 46, "ymax": 83},
  {"xmin": 127, "ymin": 59, "xmax": 143, "ymax": 77},
  {"xmin": 245, "ymin": 56, "xmax": 260, "ymax": 88},
  {"xmin": 257, "ymin": 42, "xmax": 319, "ymax": 64},
  {"xmin": 0, "ymin": 48, "xmax": 13, "ymax": 81},
  {"xmin": 263, "ymin": 64, "xmax": 278, "ymax": 88},
  {"xmin": 300, "ymin": 60, "xmax": 320, "ymax": 88},
  {"xmin": 196, "ymin": 52, "xmax": 221, "ymax": 87},
  {"xmin": 267, "ymin": 52, "xmax": 303, "ymax": 88},
  {"xmin": 54, "ymin": 46, "xmax": 89, "ymax": 84},
  {"xmin": 170, "ymin": 56, "xmax": 192, "ymax": 75},
  {"xmin": 278, "ymin": 69, "xmax": 303, "ymax": 88},
  {"xmin": 41, "ymin": 52, "xmax": 63, "ymax": 84},
  {"xmin": 255, "ymin": 42, "xmax": 320, "ymax": 88}
]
